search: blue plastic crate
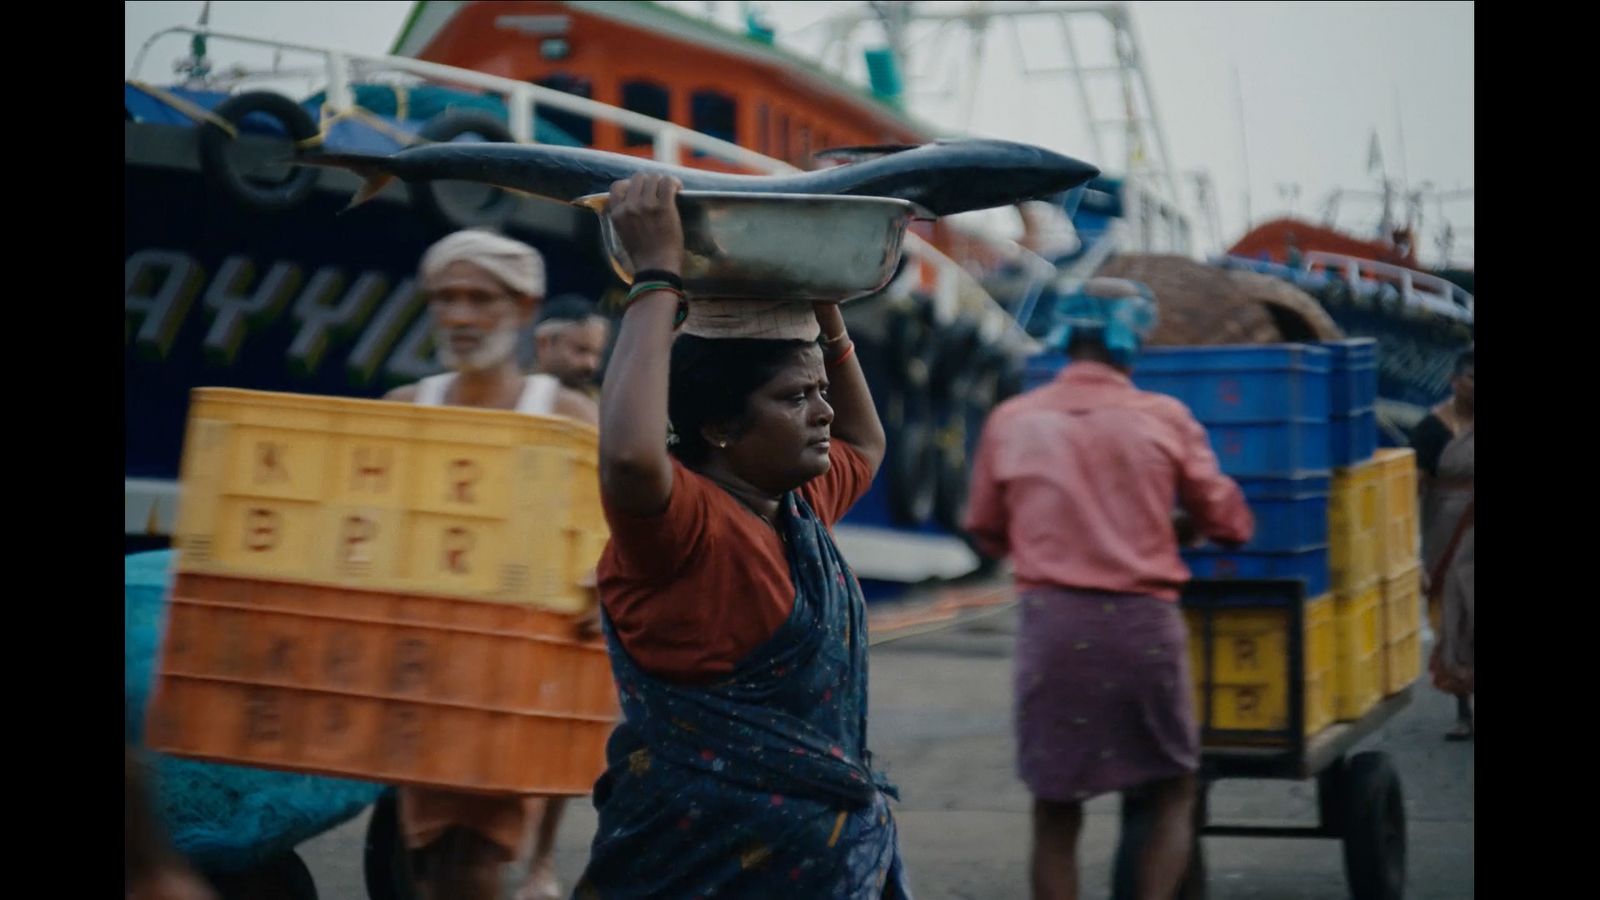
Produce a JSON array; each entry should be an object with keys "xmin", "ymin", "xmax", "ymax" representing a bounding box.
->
[
  {"xmin": 1205, "ymin": 419, "xmax": 1331, "ymax": 477},
  {"xmin": 1023, "ymin": 349, "xmax": 1334, "ymax": 475},
  {"xmin": 1182, "ymin": 546, "xmax": 1330, "ymax": 598},
  {"xmin": 1024, "ymin": 352, "xmax": 1067, "ymax": 392},
  {"xmin": 1234, "ymin": 476, "xmax": 1330, "ymax": 552},
  {"xmin": 1322, "ymin": 339, "xmax": 1378, "ymax": 416},
  {"xmin": 1329, "ymin": 409, "xmax": 1378, "ymax": 468},
  {"xmin": 1134, "ymin": 344, "xmax": 1331, "ymax": 424}
]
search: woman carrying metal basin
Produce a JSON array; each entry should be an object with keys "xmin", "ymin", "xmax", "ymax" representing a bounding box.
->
[{"xmin": 574, "ymin": 171, "xmax": 908, "ymax": 898}]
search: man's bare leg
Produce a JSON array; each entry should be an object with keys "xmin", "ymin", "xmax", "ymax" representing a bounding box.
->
[
  {"xmin": 1135, "ymin": 774, "xmax": 1198, "ymax": 900},
  {"xmin": 1031, "ymin": 797, "xmax": 1084, "ymax": 900},
  {"xmin": 515, "ymin": 798, "xmax": 566, "ymax": 900},
  {"xmin": 409, "ymin": 827, "xmax": 505, "ymax": 900}
]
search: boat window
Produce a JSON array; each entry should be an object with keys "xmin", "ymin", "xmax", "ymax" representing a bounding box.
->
[
  {"xmin": 690, "ymin": 90, "xmax": 737, "ymax": 157},
  {"xmin": 776, "ymin": 111, "xmax": 791, "ymax": 163},
  {"xmin": 621, "ymin": 80, "xmax": 670, "ymax": 147},
  {"xmin": 796, "ymin": 124, "xmax": 811, "ymax": 166},
  {"xmin": 756, "ymin": 102, "xmax": 770, "ymax": 155},
  {"xmin": 535, "ymin": 73, "xmax": 594, "ymax": 146}
]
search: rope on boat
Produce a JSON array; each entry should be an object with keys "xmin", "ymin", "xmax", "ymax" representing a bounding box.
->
[{"xmin": 126, "ymin": 80, "xmax": 238, "ymax": 138}]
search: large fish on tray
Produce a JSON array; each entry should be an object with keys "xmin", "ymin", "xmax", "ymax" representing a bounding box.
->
[{"xmin": 297, "ymin": 139, "xmax": 1099, "ymax": 218}]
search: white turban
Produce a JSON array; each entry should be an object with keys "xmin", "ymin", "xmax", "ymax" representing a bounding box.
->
[
  {"xmin": 419, "ymin": 229, "xmax": 546, "ymax": 298},
  {"xmin": 678, "ymin": 299, "xmax": 820, "ymax": 341}
]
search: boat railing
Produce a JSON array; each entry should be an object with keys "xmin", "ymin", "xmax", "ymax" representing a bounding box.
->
[
  {"xmin": 129, "ymin": 26, "xmax": 1003, "ymax": 326},
  {"xmin": 130, "ymin": 26, "xmax": 784, "ymax": 170},
  {"xmin": 1299, "ymin": 251, "xmax": 1474, "ymax": 323}
]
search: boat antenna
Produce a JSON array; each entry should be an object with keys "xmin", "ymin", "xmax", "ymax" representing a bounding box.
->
[
  {"xmin": 1367, "ymin": 128, "xmax": 1395, "ymax": 238},
  {"xmin": 1394, "ymin": 85, "xmax": 1412, "ymax": 228},
  {"xmin": 868, "ymin": 1, "xmax": 915, "ymax": 74},
  {"xmin": 1232, "ymin": 65, "xmax": 1252, "ymax": 230},
  {"xmin": 176, "ymin": 1, "xmax": 214, "ymax": 86}
]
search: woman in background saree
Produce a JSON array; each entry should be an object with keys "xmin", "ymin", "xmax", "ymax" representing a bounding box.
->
[{"xmin": 1415, "ymin": 348, "xmax": 1474, "ymax": 740}]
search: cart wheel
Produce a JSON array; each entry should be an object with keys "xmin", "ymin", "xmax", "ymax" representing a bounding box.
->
[
  {"xmin": 364, "ymin": 789, "xmax": 418, "ymax": 900},
  {"xmin": 1340, "ymin": 752, "xmax": 1406, "ymax": 900},
  {"xmin": 1110, "ymin": 782, "xmax": 1208, "ymax": 900},
  {"xmin": 206, "ymin": 851, "xmax": 318, "ymax": 900}
]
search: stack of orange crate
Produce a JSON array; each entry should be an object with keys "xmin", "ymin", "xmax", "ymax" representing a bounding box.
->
[{"xmin": 146, "ymin": 389, "xmax": 617, "ymax": 795}]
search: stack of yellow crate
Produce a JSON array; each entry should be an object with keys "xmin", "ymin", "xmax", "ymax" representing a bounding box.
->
[
  {"xmin": 1329, "ymin": 460, "xmax": 1384, "ymax": 720},
  {"xmin": 172, "ymin": 389, "xmax": 608, "ymax": 611},
  {"xmin": 1185, "ymin": 596, "xmax": 1336, "ymax": 739},
  {"xmin": 1373, "ymin": 449, "xmax": 1423, "ymax": 694}
]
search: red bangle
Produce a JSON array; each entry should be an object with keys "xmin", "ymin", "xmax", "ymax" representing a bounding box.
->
[{"xmin": 825, "ymin": 341, "xmax": 855, "ymax": 367}]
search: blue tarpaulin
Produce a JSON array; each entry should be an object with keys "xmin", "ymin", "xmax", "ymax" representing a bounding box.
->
[
  {"xmin": 125, "ymin": 551, "xmax": 383, "ymax": 873},
  {"xmin": 125, "ymin": 81, "xmax": 583, "ymax": 156}
]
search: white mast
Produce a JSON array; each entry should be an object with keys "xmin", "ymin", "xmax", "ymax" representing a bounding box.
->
[{"xmin": 814, "ymin": 1, "xmax": 1191, "ymax": 255}]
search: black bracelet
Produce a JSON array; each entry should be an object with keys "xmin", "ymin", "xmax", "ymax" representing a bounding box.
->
[{"xmin": 632, "ymin": 269, "xmax": 684, "ymax": 292}]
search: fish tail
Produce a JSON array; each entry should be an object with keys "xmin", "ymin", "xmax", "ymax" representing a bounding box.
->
[
  {"xmin": 344, "ymin": 174, "xmax": 397, "ymax": 212},
  {"xmin": 293, "ymin": 151, "xmax": 390, "ymax": 175},
  {"xmin": 293, "ymin": 152, "xmax": 400, "ymax": 212}
]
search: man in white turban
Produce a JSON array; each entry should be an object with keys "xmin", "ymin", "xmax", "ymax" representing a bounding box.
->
[
  {"xmin": 384, "ymin": 229, "xmax": 597, "ymax": 900},
  {"xmin": 386, "ymin": 229, "xmax": 596, "ymax": 423}
]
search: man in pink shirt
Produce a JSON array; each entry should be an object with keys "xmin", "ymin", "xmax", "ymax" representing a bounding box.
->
[{"xmin": 965, "ymin": 279, "xmax": 1253, "ymax": 900}]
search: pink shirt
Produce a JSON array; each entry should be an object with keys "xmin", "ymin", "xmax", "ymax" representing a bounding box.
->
[{"xmin": 964, "ymin": 361, "xmax": 1254, "ymax": 601}]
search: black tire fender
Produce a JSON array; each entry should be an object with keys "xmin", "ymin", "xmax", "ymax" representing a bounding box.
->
[
  {"xmin": 408, "ymin": 109, "xmax": 520, "ymax": 230},
  {"xmin": 884, "ymin": 297, "xmax": 937, "ymax": 389},
  {"xmin": 934, "ymin": 345, "xmax": 1006, "ymax": 535},
  {"xmin": 884, "ymin": 415, "xmax": 941, "ymax": 527},
  {"xmin": 930, "ymin": 403, "xmax": 970, "ymax": 535},
  {"xmin": 198, "ymin": 91, "xmax": 322, "ymax": 214},
  {"xmin": 927, "ymin": 319, "xmax": 982, "ymax": 403}
]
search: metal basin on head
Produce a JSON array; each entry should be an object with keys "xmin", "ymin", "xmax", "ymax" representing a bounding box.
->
[{"xmin": 575, "ymin": 191, "xmax": 928, "ymax": 303}]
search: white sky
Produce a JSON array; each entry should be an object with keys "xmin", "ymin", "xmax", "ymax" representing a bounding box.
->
[{"xmin": 125, "ymin": 1, "xmax": 1473, "ymax": 266}]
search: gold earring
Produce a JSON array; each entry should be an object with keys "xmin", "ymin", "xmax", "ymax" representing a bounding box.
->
[{"xmin": 718, "ymin": 440, "xmax": 728, "ymax": 448}]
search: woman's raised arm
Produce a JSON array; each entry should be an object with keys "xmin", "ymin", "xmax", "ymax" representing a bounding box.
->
[{"xmin": 598, "ymin": 174, "xmax": 686, "ymax": 516}]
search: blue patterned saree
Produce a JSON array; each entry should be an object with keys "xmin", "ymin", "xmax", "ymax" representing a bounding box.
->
[{"xmin": 575, "ymin": 490, "xmax": 911, "ymax": 899}]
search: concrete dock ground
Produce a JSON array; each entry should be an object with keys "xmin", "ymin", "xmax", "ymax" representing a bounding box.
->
[{"xmin": 300, "ymin": 595, "xmax": 1474, "ymax": 899}]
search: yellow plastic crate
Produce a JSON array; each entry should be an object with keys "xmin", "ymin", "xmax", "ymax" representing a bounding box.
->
[
  {"xmin": 1373, "ymin": 449, "xmax": 1420, "ymax": 578},
  {"xmin": 173, "ymin": 389, "xmax": 606, "ymax": 613},
  {"xmin": 1306, "ymin": 670, "xmax": 1334, "ymax": 735},
  {"xmin": 1381, "ymin": 565, "xmax": 1422, "ymax": 642},
  {"xmin": 1385, "ymin": 628, "xmax": 1422, "ymax": 695},
  {"xmin": 1306, "ymin": 596, "xmax": 1335, "ymax": 678},
  {"xmin": 1329, "ymin": 460, "xmax": 1383, "ymax": 594},
  {"xmin": 1332, "ymin": 585, "xmax": 1383, "ymax": 721},
  {"xmin": 1184, "ymin": 595, "xmax": 1335, "ymax": 736},
  {"xmin": 1191, "ymin": 673, "xmax": 1331, "ymax": 735}
]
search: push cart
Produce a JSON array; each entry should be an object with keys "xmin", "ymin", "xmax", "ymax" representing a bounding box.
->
[{"xmin": 1113, "ymin": 579, "xmax": 1412, "ymax": 900}]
